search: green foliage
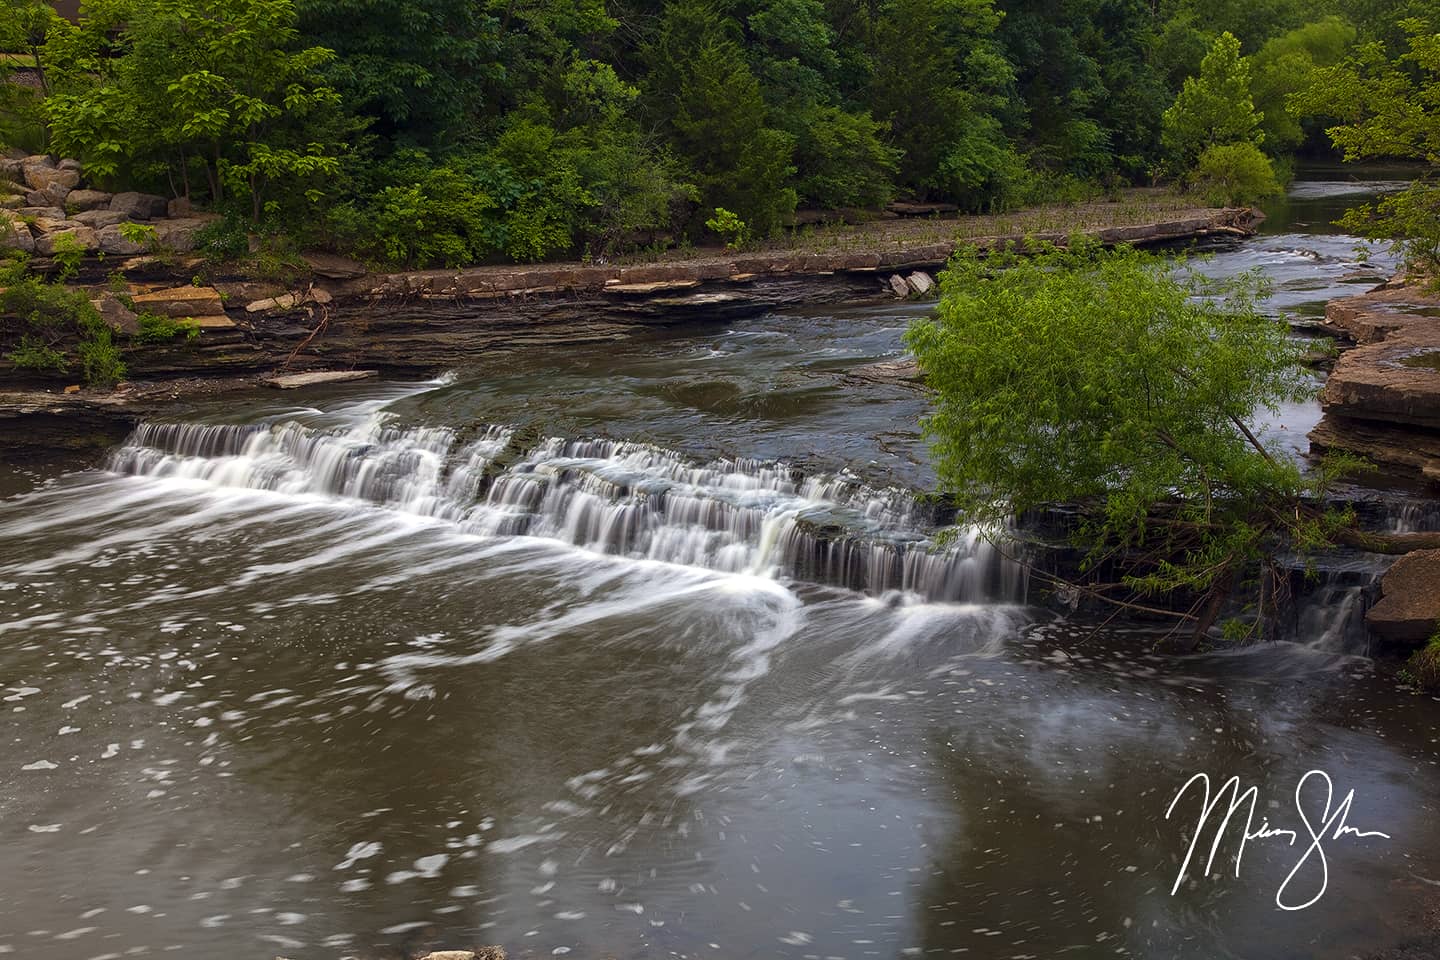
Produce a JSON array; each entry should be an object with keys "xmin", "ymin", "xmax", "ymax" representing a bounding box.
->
[
  {"xmin": 117, "ymin": 221, "xmax": 159, "ymax": 251},
  {"xmin": 1296, "ymin": 18, "xmax": 1440, "ymax": 274},
  {"xmin": 1404, "ymin": 628, "xmax": 1440, "ymax": 690},
  {"xmin": 1162, "ymin": 32, "xmax": 1265, "ymax": 170},
  {"xmin": 48, "ymin": 231, "xmax": 83, "ymax": 281},
  {"xmin": 704, "ymin": 207, "xmax": 748, "ymax": 248},
  {"xmin": 0, "ymin": 275, "xmax": 125, "ymax": 385},
  {"xmin": 134, "ymin": 312, "xmax": 200, "ymax": 344},
  {"xmin": 4, "ymin": 334, "xmax": 66, "ymax": 372},
  {"xmin": 44, "ymin": 0, "xmax": 343, "ymax": 220},
  {"xmin": 1191, "ymin": 142, "xmax": 1283, "ymax": 206},
  {"xmin": 1250, "ymin": 17, "xmax": 1357, "ymax": 154},
  {"xmin": 907, "ymin": 239, "xmax": 1331, "ymax": 601}
]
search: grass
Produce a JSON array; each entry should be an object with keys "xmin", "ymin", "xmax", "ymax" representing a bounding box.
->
[{"xmin": 608, "ymin": 187, "xmax": 1220, "ymax": 267}]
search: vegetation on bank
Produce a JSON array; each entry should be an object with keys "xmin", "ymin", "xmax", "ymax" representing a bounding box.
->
[
  {"xmin": 908, "ymin": 239, "xmax": 1362, "ymax": 641},
  {"xmin": 0, "ymin": 0, "xmax": 1429, "ymax": 269}
]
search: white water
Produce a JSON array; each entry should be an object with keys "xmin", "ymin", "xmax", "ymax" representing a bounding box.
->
[{"xmin": 106, "ymin": 406, "xmax": 1023, "ymax": 604}]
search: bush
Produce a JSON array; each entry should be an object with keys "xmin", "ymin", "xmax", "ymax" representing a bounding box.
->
[
  {"xmin": 134, "ymin": 312, "xmax": 200, "ymax": 344},
  {"xmin": 1190, "ymin": 142, "xmax": 1282, "ymax": 206},
  {"xmin": 906, "ymin": 238, "xmax": 1345, "ymax": 627},
  {"xmin": 704, "ymin": 207, "xmax": 747, "ymax": 248},
  {"xmin": 1405, "ymin": 630, "xmax": 1440, "ymax": 690},
  {"xmin": 0, "ymin": 276, "xmax": 125, "ymax": 386}
]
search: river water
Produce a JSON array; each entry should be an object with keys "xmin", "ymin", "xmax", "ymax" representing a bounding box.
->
[{"xmin": 1, "ymin": 175, "xmax": 1438, "ymax": 960}]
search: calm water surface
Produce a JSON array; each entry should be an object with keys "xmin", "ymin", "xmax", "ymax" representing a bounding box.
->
[{"xmin": 1, "ymin": 175, "xmax": 1437, "ymax": 960}]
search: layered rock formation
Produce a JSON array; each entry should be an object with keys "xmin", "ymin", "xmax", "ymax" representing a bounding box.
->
[{"xmin": 1311, "ymin": 280, "xmax": 1440, "ymax": 483}]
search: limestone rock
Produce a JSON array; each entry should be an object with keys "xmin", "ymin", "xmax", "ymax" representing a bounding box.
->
[
  {"xmin": 18, "ymin": 205, "xmax": 64, "ymax": 220},
  {"xmin": 1323, "ymin": 341, "xmax": 1440, "ymax": 431},
  {"xmin": 0, "ymin": 194, "xmax": 23, "ymax": 210},
  {"xmin": 23, "ymin": 163, "xmax": 79, "ymax": 193},
  {"xmin": 167, "ymin": 196, "xmax": 194, "ymax": 218},
  {"xmin": 0, "ymin": 158, "xmax": 23, "ymax": 183},
  {"xmin": 302, "ymin": 251, "xmax": 366, "ymax": 280},
  {"xmin": 65, "ymin": 189, "xmax": 111, "ymax": 212},
  {"xmin": 152, "ymin": 216, "xmax": 213, "ymax": 252},
  {"xmin": 887, "ymin": 273, "xmax": 909, "ymax": 298},
  {"xmin": 906, "ymin": 270, "xmax": 935, "ymax": 296},
  {"xmin": 0, "ymin": 214, "xmax": 34, "ymax": 253},
  {"xmin": 418, "ymin": 952, "xmax": 478, "ymax": 960},
  {"xmin": 1310, "ymin": 415, "xmax": 1440, "ymax": 484},
  {"xmin": 1367, "ymin": 549, "xmax": 1440, "ymax": 642},
  {"xmin": 108, "ymin": 191, "xmax": 169, "ymax": 220},
  {"xmin": 91, "ymin": 293, "xmax": 140, "ymax": 336},
  {"xmin": 261, "ymin": 369, "xmax": 378, "ymax": 389},
  {"xmin": 130, "ymin": 285, "xmax": 225, "ymax": 319},
  {"xmin": 96, "ymin": 224, "xmax": 148, "ymax": 256},
  {"xmin": 34, "ymin": 224, "xmax": 97, "ymax": 255},
  {"xmin": 246, "ymin": 287, "xmax": 332, "ymax": 313},
  {"xmin": 57, "ymin": 158, "xmax": 82, "ymax": 173},
  {"xmin": 73, "ymin": 209, "xmax": 128, "ymax": 229}
]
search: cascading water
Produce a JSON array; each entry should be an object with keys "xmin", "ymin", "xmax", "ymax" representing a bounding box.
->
[{"xmin": 106, "ymin": 412, "xmax": 1023, "ymax": 604}]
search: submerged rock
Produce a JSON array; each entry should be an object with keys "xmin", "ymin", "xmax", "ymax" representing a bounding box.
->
[{"xmin": 1366, "ymin": 548, "xmax": 1440, "ymax": 642}]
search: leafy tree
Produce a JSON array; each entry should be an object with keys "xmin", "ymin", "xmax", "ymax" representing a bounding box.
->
[
  {"xmin": 1294, "ymin": 18, "xmax": 1440, "ymax": 273},
  {"xmin": 45, "ymin": 0, "xmax": 343, "ymax": 220},
  {"xmin": 643, "ymin": 1, "xmax": 797, "ymax": 235},
  {"xmin": 906, "ymin": 240, "xmax": 1347, "ymax": 635},
  {"xmin": 868, "ymin": 0, "xmax": 1021, "ymax": 206},
  {"xmin": 1191, "ymin": 141, "xmax": 1283, "ymax": 205},
  {"xmin": 295, "ymin": 0, "xmax": 501, "ymax": 147},
  {"xmin": 1250, "ymin": 16, "xmax": 1357, "ymax": 154},
  {"xmin": 1162, "ymin": 32, "xmax": 1264, "ymax": 170}
]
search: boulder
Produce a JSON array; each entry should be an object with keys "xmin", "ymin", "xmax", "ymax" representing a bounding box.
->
[
  {"xmin": 95, "ymin": 224, "xmax": 147, "ymax": 256},
  {"xmin": 57, "ymin": 158, "xmax": 82, "ymax": 173},
  {"xmin": 18, "ymin": 205, "xmax": 64, "ymax": 220},
  {"xmin": 0, "ymin": 158, "xmax": 23, "ymax": 183},
  {"xmin": 0, "ymin": 215, "xmax": 34, "ymax": 253},
  {"xmin": 23, "ymin": 164, "xmax": 79, "ymax": 193},
  {"xmin": 28, "ymin": 182, "xmax": 72, "ymax": 207},
  {"xmin": 0, "ymin": 194, "xmax": 24, "ymax": 210},
  {"xmin": 90, "ymin": 293, "xmax": 140, "ymax": 336},
  {"xmin": 65, "ymin": 189, "xmax": 111, "ymax": 212},
  {"xmin": 151, "ymin": 216, "xmax": 213, "ymax": 252},
  {"xmin": 887, "ymin": 273, "xmax": 909, "ymax": 298},
  {"xmin": 167, "ymin": 196, "xmax": 194, "ymax": 218},
  {"xmin": 73, "ymin": 209, "xmax": 127, "ymax": 229},
  {"xmin": 906, "ymin": 270, "xmax": 935, "ymax": 296},
  {"xmin": 1367, "ymin": 549, "xmax": 1440, "ymax": 642},
  {"xmin": 33, "ymin": 224, "xmax": 97, "ymax": 255},
  {"xmin": 108, "ymin": 191, "xmax": 169, "ymax": 220}
]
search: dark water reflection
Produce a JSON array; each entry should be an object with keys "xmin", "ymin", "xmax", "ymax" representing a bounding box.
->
[{"xmin": 0, "ymin": 172, "xmax": 1436, "ymax": 959}]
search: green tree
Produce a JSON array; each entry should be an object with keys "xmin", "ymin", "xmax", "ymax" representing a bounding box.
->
[
  {"xmin": 1294, "ymin": 18, "xmax": 1440, "ymax": 273},
  {"xmin": 906, "ymin": 239, "xmax": 1347, "ymax": 636},
  {"xmin": 1191, "ymin": 141, "xmax": 1283, "ymax": 205},
  {"xmin": 45, "ymin": 0, "xmax": 343, "ymax": 220},
  {"xmin": 295, "ymin": 0, "xmax": 501, "ymax": 147},
  {"xmin": 643, "ymin": 1, "xmax": 797, "ymax": 235},
  {"xmin": 1162, "ymin": 31, "xmax": 1264, "ymax": 169},
  {"xmin": 1250, "ymin": 16, "xmax": 1357, "ymax": 154}
]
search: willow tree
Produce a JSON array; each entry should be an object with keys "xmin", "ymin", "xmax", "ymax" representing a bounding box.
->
[{"xmin": 906, "ymin": 239, "xmax": 1351, "ymax": 638}]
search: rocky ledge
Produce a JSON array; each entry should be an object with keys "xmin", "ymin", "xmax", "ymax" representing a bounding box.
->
[{"xmin": 1310, "ymin": 279, "xmax": 1440, "ymax": 483}]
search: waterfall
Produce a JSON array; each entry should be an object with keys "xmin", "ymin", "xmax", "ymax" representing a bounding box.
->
[{"xmin": 107, "ymin": 416, "xmax": 1023, "ymax": 604}]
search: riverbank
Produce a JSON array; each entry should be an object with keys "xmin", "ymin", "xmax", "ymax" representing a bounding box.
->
[{"xmin": 0, "ymin": 198, "xmax": 1259, "ymax": 453}]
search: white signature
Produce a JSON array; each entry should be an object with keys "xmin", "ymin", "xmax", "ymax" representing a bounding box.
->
[{"xmin": 1165, "ymin": 769, "xmax": 1391, "ymax": 910}]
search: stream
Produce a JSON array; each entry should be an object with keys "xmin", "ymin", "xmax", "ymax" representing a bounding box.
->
[{"xmin": 1, "ymin": 171, "xmax": 1438, "ymax": 960}]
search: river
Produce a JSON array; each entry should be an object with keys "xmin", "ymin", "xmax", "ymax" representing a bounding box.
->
[{"xmin": 1, "ymin": 172, "xmax": 1437, "ymax": 960}]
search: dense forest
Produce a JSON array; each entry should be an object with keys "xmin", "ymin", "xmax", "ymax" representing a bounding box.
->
[{"xmin": 0, "ymin": 0, "xmax": 1435, "ymax": 265}]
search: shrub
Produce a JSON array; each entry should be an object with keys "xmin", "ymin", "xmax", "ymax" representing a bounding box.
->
[
  {"xmin": 1190, "ymin": 142, "xmax": 1283, "ymax": 206},
  {"xmin": 704, "ymin": 207, "xmax": 748, "ymax": 249},
  {"xmin": 5, "ymin": 334, "xmax": 68, "ymax": 373},
  {"xmin": 49, "ymin": 231, "xmax": 85, "ymax": 282},
  {"xmin": 0, "ymin": 276, "xmax": 125, "ymax": 386},
  {"xmin": 1404, "ymin": 628, "xmax": 1440, "ymax": 690},
  {"xmin": 134, "ymin": 312, "xmax": 200, "ymax": 344}
]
